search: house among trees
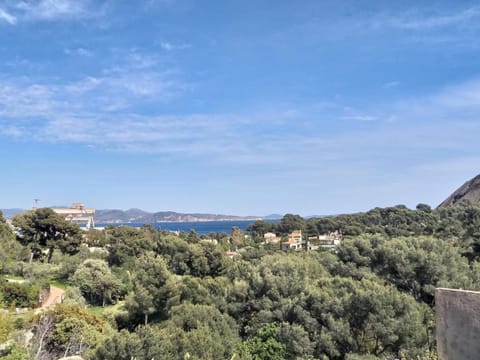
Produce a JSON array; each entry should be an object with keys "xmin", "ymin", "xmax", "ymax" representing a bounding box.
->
[
  {"xmin": 282, "ymin": 230, "xmax": 343, "ymax": 251},
  {"xmin": 281, "ymin": 230, "xmax": 303, "ymax": 251},
  {"xmin": 264, "ymin": 232, "xmax": 280, "ymax": 244},
  {"xmin": 317, "ymin": 231, "xmax": 343, "ymax": 250}
]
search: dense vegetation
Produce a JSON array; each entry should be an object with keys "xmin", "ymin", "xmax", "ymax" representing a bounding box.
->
[{"xmin": 0, "ymin": 202, "xmax": 479, "ymax": 359}]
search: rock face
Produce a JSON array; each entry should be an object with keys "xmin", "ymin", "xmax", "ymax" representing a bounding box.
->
[{"xmin": 438, "ymin": 174, "xmax": 480, "ymax": 207}]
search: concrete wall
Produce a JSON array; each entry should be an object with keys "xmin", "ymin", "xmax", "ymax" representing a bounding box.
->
[{"xmin": 436, "ymin": 288, "xmax": 480, "ymax": 360}]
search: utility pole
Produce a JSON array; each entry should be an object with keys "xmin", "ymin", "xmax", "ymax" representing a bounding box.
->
[{"xmin": 33, "ymin": 198, "xmax": 41, "ymax": 210}]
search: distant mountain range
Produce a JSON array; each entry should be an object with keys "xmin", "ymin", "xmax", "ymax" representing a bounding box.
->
[
  {"xmin": 438, "ymin": 174, "xmax": 480, "ymax": 207},
  {"xmin": 5, "ymin": 174, "xmax": 480, "ymax": 222},
  {"xmin": 94, "ymin": 209, "xmax": 266, "ymax": 223},
  {"xmin": 1, "ymin": 207, "xmax": 283, "ymax": 223}
]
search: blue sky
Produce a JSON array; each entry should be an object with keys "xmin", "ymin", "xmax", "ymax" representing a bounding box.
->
[{"xmin": 0, "ymin": 0, "xmax": 479, "ymax": 215}]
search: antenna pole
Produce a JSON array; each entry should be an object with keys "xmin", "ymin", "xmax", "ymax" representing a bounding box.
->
[{"xmin": 33, "ymin": 198, "xmax": 41, "ymax": 210}]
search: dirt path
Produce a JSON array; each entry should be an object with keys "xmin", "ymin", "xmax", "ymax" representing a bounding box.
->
[{"xmin": 41, "ymin": 286, "xmax": 65, "ymax": 310}]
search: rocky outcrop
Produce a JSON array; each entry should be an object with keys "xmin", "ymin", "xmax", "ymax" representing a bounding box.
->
[{"xmin": 438, "ymin": 174, "xmax": 480, "ymax": 207}]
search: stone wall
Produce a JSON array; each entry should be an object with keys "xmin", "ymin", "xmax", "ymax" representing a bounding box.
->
[{"xmin": 436, "ymin": 288, "xmax": 480, "ymax": 360}]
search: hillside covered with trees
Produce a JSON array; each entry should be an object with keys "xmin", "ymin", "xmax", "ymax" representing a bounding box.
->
[{"xmin": 1, "ymin": 201, "xmax": 480, "ymax": 359}]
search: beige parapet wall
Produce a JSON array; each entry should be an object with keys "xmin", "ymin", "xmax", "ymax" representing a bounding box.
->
[{"xmin": 436, "ymin": 288, "xmax": 480, "ymax": 360}]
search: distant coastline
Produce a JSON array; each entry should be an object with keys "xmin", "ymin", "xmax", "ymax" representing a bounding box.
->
[
  {"xmin": 2, "ymin": 207, "xmax": 282, "ymax": 224},
  {"xmin": 96, "ymin": 220, "xmax": 268, "ymax": 235},
  {"xmin": 99, "ymin": 218, "xmax": 262, "ymax": 224}
]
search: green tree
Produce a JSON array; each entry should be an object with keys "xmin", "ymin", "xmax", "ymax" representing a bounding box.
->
[
  {"xmin": 71, "ymin": 259, "xmax": 123, "ymax": 306},
  {"xmin": 125, "ymin": 253, "xmax": 178, "ymax": 325},
  {"xmin": 278, "ymin": 322, "xmax": 314, "ymax": 359},
  {"xmin": 0, "ymin": 211, "xmax": 24, "ymax": 265},
  {"xmin": 231, "ymin": 227, "xmax": 245, "ymax": 248},
  {"xmin": 94, "ymin": 329, "xmax": 143, "ymax": 360},
  {"xmin": 106, "ymin": 226, "xmax": 156, "ymax": 268},
  {"xmin": 304, "ymin": 276, "xmax": 430, "ymax": 358},
  {"xmin": 337, "ymin": 235, "xmax": 473, "ymax": 304},
  {"xmin": 160, "ymin": 303, "xmax": 240, "ymax": 359},
  {"xmin": 238, "ymin": 323, "xmax": 287, "ymax": 360},
  {"xmin": 279, "ymin": 214, "xmax": 305, "ymax": 234},
  {"xmin": 97, "ymin": 305, "xmax": 239, "ymax": 360},
  {"xmin": 62, "ymin": 286, "xmax": 87, "ymax": 308},
  {"xmin": 0, "ymin": 345, "xmax": 29, "ymax": 360},
  {"xmin": 0, "ymin": 280, "xmax": 40, "ymax": 307},
  {"xmin": 416, "ymin": 203, "xmax": 432, "ymax": 213},
  {"xmin": 376, "ymin": 236, "xmax": 472, "ymax": 304},
  {"xmin": 156, "ymin": 234, "xmax": 227, "ymax": 277},
  {"xmin": 186, "ymin": 229, "xmax": 199, "ymax": 243},
  {"xmin": 12, "ymin": 208, "xmax": 82, "ymax": 263},
  {"xmin": 31, "ymin": 304, "xmax": 107, "ymax": 360},
  {"xmin": 247, "ymin": 220, "xmax": 272, "ymax": 240}
]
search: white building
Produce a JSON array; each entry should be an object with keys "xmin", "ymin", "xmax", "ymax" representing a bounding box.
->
[
  {"xmin": 264, "ymin": 232, "xmax": 280, "ymax": 244},
  {"xmin": 52, "ymin": 203, "xmax": 95, "ymax": 229}
]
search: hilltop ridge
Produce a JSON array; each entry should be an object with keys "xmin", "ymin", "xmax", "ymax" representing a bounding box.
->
[
  {"xmin": 438, "ymin": 174, "xmax": 480, "ymax": 207},
  {"xmin": 94, "ymin": 209, "xmax": 265, "ymax": 223}
]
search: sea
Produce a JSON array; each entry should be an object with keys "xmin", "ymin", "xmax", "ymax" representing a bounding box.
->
[{"xmin": 95, "ymin": 220, "xmax": 260, "ymax": 235}]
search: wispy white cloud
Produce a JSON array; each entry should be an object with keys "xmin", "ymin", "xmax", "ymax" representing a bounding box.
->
[
  {"xmin": 430, "ymin": 79, "xmax": 480, "ymax": 108},
  {"xmin": 0, "ymin": 72, "xmax": 185, "ymax": 117},
  {"xmin": 383, "ymin": 81, "xmax": 399, "ymax": 89},
  {"xmin": 0, "ymin": 125, "xmax": 24, "ymax": 137},
  {"xmin": 103, "ymin": 49, "xmax": 164, "ymax": 74},
  {"xmin": 0, "ymin": 0, "xmax": 105, "ymax": 24},
  {"xmin": 0, "ymin": 75, "xmax": 311, "ymax": 161},
  {"xmin": 340, "ymin": 77, "xmax": 480, "ymax": 127},
  {"xmin": 0, "ymin": 7, "xmax": 16, "ymax": 24},
  {"xmin": 160, "ymin": 41, "xmax": 191, "ymax": 51},
  {"xmin": 17, "ymin": 0, "xmax": 86, "ymax": 20},
  {"xmin": 267, "ymin": 4, "xmax": 480, "ymax": 57},
  {"xmin": 0, "ymin": 70, "xmax": 479, "ymax": 171},
  {"xmin": 160, "ymin": 42, "xmax": 173, "ymax": 51},
  {"xmin": 342, "ymin": 115, "xmax": 378, "ymax": 122},
  {"xmin": 386, "ymin": 7, "xmax": 480, "ymax": 30},
  {"xmin": 8, "ymin": 49, "xmax": 184, "ymax": 115},
  {"xmin": 0, "ymin": 82, "xmax": 57, "ymax": 117},
  {"xmin": 388, "ymin": 77, "xmax": 480, "ymax": 123},
  {"xmin": 65, "ymin": 47, "xmax": 94, "ymax": 57}
]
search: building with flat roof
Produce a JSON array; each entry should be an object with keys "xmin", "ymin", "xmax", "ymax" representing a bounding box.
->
[{"xmin": 51, "ymin": 203, "xmax": 95, "ymax": 229}]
